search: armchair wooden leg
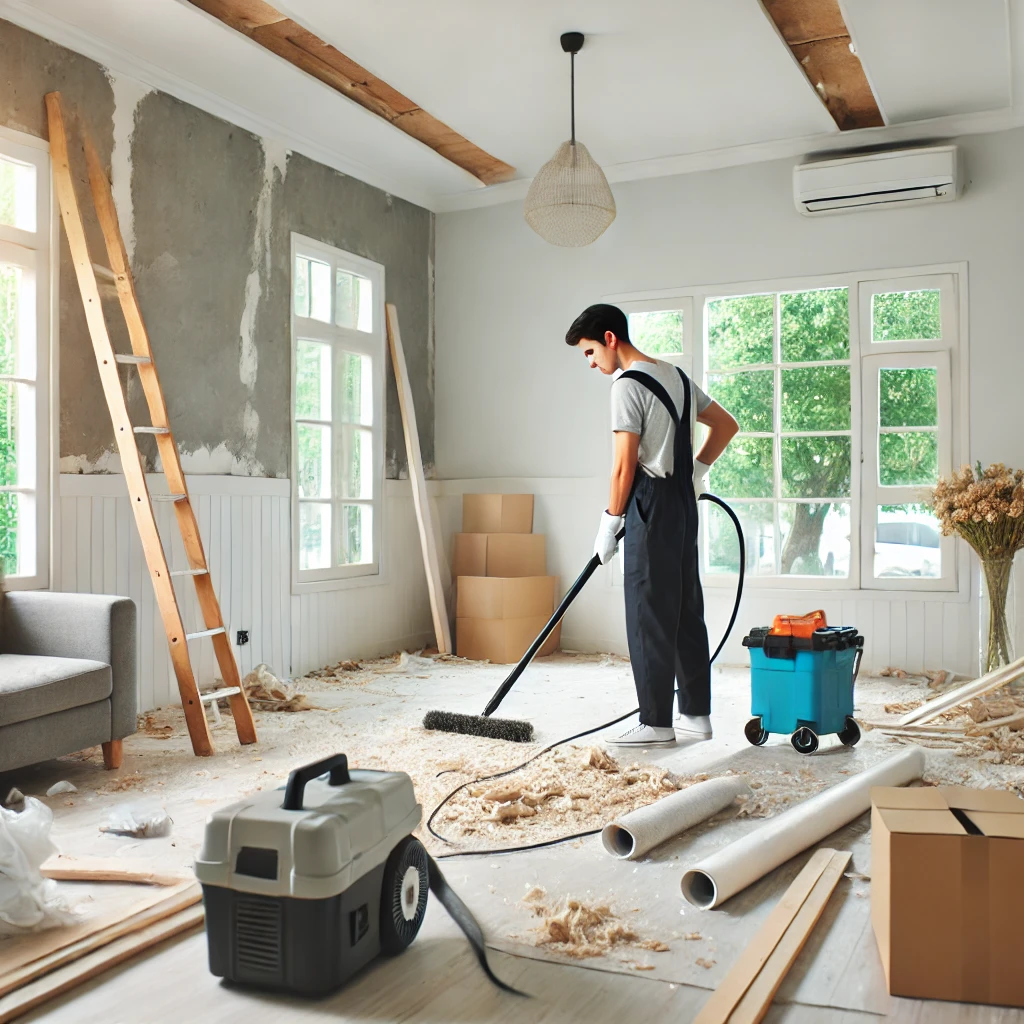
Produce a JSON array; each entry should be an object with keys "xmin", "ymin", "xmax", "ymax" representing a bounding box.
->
[{"xmin": 102, "ymin": 740, "xmax": 123, "ymax": 770}]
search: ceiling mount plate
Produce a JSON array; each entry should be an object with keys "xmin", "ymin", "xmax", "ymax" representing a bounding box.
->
[{"xmin": 560, "ymin": 32, "xmax": 584, "ymax": 54}]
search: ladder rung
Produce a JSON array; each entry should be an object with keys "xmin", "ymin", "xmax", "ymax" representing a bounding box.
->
[
  {"xmin": 199, "ymin": 686, "xmax": 241, "ymax": 703},
  {"xmin": 186, "ymin": 627, "xmax": 226, "ymax": 641},
  {"xmin": 115, "ymin": 353, "xmax": 151, "ymax": 365},
  {"xmin": 170, "ymin": 567, "xmax": 209, "ymax": 577},
  {"xmin": 150, "ymin": 493, "xmax": 187, "ymax": 502},
  {"xmin": 92, "ymin": 262, "xmax": 116, "ymax": 282},
  {"xmin": 134, "ymin": 426, "xmax": 170, "ymax": 434}
]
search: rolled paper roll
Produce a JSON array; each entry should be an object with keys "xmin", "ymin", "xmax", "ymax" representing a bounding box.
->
[
  {"xmin": 680, "ymin": 746, "xmax": 926, "ymax": 909},
  {"xmin": 601, "ymin": 776, "xmax": 751, "ymax": 860}
]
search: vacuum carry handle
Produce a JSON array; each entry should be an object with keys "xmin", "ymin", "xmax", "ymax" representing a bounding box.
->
[
  {"xmin": 481, "ymin": 529, "xmax": 624, "ymax": 718},
  {"xmin": 282, "ymin": 753, "xmax": 351, "ymax": 810}
]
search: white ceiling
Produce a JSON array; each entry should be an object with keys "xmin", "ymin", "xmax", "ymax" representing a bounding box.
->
[{"xmin": 0, "ymin": 0, "xmax": 1019, "ymax": 212}]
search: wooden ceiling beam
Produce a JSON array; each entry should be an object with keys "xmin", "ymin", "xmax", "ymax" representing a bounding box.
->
[
  {"xmin": 185, "ymin": 0, "xmax": 515, "ymax": 185},
  {"xmin": 761, "ymin": 0, "xmax": 884, "ymax": 131}
]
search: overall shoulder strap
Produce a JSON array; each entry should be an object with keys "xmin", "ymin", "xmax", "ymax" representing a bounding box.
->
[{"xmin": 618, "ymin": 369, "xmax": 680, "ymax": 427}]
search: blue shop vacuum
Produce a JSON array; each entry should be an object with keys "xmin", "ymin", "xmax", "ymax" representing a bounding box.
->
[{"xmin": 741, "ymin": 610, "xmax": 864, "ymax": 754}]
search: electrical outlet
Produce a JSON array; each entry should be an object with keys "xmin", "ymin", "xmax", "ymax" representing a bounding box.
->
[{"xmin": 236, "ymin": 630, "xmax": 249, "ymax": 646}]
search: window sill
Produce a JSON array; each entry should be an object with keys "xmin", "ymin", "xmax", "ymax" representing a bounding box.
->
[
  {"xmin": 702, "ymin": 576, "xmax": 967, "ymax": 601},
  {"xmin": 291, "ymin": 567, "xmax": 390, "ymax": 595},
  {"xmin": 4, "ymin": 574, "xmax": 49, "ymax": 592}
]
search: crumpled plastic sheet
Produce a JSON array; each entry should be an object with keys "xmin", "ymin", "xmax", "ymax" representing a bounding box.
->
[
  {"xmin": 0, "ymin": 797, "xmax": 74, "ymax": 934},
  {"xmin": 101, "ymin": 800, "xmax": 172, "ymax": 839}
]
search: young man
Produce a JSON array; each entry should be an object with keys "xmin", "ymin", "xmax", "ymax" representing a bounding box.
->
[{"xmin": 566, "ymin": 303, "xmax": 738, "ymax": 747}]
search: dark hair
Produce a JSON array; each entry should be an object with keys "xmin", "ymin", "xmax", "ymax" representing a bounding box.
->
[{"xmin": 565, "ymin": 303, "xmax": 630, "ymax": 347}]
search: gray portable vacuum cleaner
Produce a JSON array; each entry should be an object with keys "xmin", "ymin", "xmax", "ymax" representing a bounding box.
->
[{"xmin": 194, "ymin": 753, "xmax": 521, "ymax": 997}]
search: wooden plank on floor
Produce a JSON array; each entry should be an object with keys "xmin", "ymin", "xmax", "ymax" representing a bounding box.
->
[
  {"xmin": 729, "ymin": 851, "xmax": 851, "ymax": 1023},
  {"xmin": 0, "ymin": 903, "xmax": 204, "ymax": 1023},
  {"xmin": 693, "ymin": 849, "xmax": 835, "ymax": 1024}
]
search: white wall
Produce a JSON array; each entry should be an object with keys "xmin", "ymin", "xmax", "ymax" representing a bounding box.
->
[
  {"xmin": 57, "ymin": 475, "xmax": 435, "ymax": 711},
  {"xmin": 435, "ymin": 127, "xmax": 1024, "ymax": 675}
]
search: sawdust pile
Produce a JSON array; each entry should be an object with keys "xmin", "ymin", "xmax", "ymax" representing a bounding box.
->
[
  {"xmin": 880, "ymin": 667, "xmax": 953, "ymax": 690},
  {"xmin": 738, "ymin": 767, "xmax": 828, "ymax": 818},
  {"xmin": 242, "ymin": 664, "xmax": 313, "ymax": 712},
  {"xmin": 141, "ymin": 712, "xmax": 174, "ymax": 738},
  {"xmin": 883, "ymin": 700, "xmax": 922, "ymax": 715},
  {"xmin": 431, "ymin": 745, "xmax": 698, "ymax": 850},
  {"xmin": 521, "ymin": 887, "xmax": 669, "ymax": 960},
  {"xmin": 965, "ymin": 694, "xmax": 1024, "ymax": 723}
]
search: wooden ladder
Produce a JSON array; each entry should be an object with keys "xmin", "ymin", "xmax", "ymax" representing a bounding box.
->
[{"xmin": 45, "ymin": 92, "xmax": 257, "ymax": 757}]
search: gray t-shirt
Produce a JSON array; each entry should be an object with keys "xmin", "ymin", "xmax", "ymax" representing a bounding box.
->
[{"xmin": 611, "ymin": 360, "xmax": 712, "ymax": 478}]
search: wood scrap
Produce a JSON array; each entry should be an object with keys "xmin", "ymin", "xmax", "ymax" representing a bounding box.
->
[
  {"xmin": 727, "ymin": 851, "xmax": 852, "ymax": 1024},
  {"xmin": 39, "ymin": 856, "xmax": 187, "ymax": 887},
  {"xmin": 242, "ymin": 664, "xmax": 311, "ymax": 712},
  {"xmin": 898, "ymin": 656, "xmax": 1024, "ymax": 726},
  {"xmin": 0, "ymin": 883, "xmax": 201, "ymax": 999},
  {"xmin": 692, "ymin": 848, "xmax": 836, "ymax": 1024},
  {"xmin": 965, "ymin": 710, "xmax": 1024, "ymax": 735},
  {"xmin": 0, "ymin": 903, "xmax": 203, "ymax": 1023}
]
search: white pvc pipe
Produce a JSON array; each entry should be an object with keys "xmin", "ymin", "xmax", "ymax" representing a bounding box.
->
[
  {"xmin": 679, "ymin": 747, "xmax": 926, "ymax": 909},
  {"xmin": 602, "ymin": 777, "xmax": 751, "ymax": 860}
]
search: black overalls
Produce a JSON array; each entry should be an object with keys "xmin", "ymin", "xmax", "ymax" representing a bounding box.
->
[{"xmin": 619, "ymin": 367, "xmax": 711, "ymax": 729}]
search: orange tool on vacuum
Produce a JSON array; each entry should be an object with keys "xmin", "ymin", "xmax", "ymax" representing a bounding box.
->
[{"xmin": 769, "ymin": 610, "xmax": 828, "ymax": 639}]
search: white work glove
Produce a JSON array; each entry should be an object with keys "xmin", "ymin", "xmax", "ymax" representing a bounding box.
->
[
  {"xmin": 693, "ymin": 459, "xmax": 711, "ymax": 497},
  {"xmin": 594, "ymin": 511, "xmax": 624, "ymax": 565}
]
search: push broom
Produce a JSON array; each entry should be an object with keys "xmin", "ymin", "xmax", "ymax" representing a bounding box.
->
[{"xmin": 423, "ymin": 494, "xmax": 744, "ymax": 743}]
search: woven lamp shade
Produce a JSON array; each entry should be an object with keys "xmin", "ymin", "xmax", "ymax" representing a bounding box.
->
[{"xmin": 524, "ymin": 140, "xmax": 616, "ymax": 247}]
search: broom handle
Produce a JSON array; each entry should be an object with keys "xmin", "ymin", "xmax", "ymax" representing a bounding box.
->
[{"xmin": 481, "ymin": 529, "xmax": 625, "ymax": 717}]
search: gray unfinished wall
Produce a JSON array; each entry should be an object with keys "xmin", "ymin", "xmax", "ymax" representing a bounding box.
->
[{"xmin": 0, "ymin": 19, "xmax": 434, "ymax": 479}]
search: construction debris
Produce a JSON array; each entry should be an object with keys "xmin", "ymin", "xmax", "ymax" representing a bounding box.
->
[
  {"xmin": 242, "ymin": 664, "xmax": 312, "ymax": 712},
  {"xmin": 4, "ymin": 788, "xmax": 25, "ymax": 809},
  {"xmin": 100, "ymin": 801, "xmax": 172, "ymax": 839},
  {"xmin": 520, "ymin": 887, "xmax": 670, "ymax": 961},
  {"xmin": 45, "ymin": 782, "xmax": 77, "ymax": 797}
]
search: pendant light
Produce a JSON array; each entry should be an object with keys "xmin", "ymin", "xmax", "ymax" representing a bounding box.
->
[{"xmin": 524, "ymin": 32, "xmax": 616, "ymax": 247}]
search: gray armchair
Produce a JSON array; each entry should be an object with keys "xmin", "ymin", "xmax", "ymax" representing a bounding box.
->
[{"xmin": 0, "ymin": 592, "xmax": 137, "ymax": 773}]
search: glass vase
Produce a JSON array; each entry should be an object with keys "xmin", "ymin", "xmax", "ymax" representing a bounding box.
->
[{"xmin": 979, "ymin": 554, "xmax": 1016, "ymax": 674}]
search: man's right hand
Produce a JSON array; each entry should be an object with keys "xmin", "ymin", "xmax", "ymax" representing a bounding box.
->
[{"xmin": 594, "ymin": 511, "xmax": 624, "ymax": 565}]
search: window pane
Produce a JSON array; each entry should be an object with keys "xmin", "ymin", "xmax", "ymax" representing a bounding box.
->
[
  {"xmin": 341, "ymin": 427, "xmax": 373, "ymax": 500},
  {"xmin": 293, "ymin": 256, "xmax": 310, "ymax": 318},
  {"xmin": 704, "ymin": 501, "xmax": 776, "ymax": 577},
  {"xmin": 781, "ymin": 366, "xmax": 851, "ymax": 432},
  {"xmin": 298, "ymin": 502, "xmax": 331, "ymax": 570},
  {"xmin": 780, "ymin": 288, "xmax": 849, "ymax": 361},
  {"xmin": 0, "ymin": 263, "xmax": 20, "ymax": 376},
  {"xmin": 874, "ymin": 504, "xmax": 941, "ymax": 578},
  {"xmin": 781, "ymin": 436, "xmax": 851, "ymax": 498},
  {"xmin": 295, "ymin": 340, "xmax": 330, "ymax": 420},
  {"xmin": 879, "ymin": 432, "xmax": 938, "ymax": 486},
  {"xmin": 0, "ymin": 381, "xmax": 19, "ymax": 486},
  {"xmin": 707, "ymin": 294, "xmax": 773, "ymax": 370},
  {"xmin": 335, "ymin": 269, "xmax": 373, "ymax": 332},
  {"xmin": 340, "ymin": 351, "xmax": 373, "ymax": 425},
  {"xmin": 879, "ymin": 367, "xmax": 937, "ymax": 427},
  {"xmin": 706, "ymin": 370, "xmax": 773, "ymax": 433},
  {"xmin": 629, "ymin": 310, "xmax": 683, "ymax": 356},
  {"xmin": 708, "ymin": 437, "xmax": 774, "ymax": 499},
  {"xmin": 0, "ymin": 491, "xmax": 18, "ymax": 575},
  {"xmin": 0, "ymin": 157, "xmax": 36, "ymax": 232},
  {"xmin": 872, "ymin": 289, "xmax": 941, "ymax": 342},
  {"xmin": 779, "ymin": 503, "xmax": 850, "ymax": 577},
  {"xmin": 309, "ymin": 259, "xmax": 331, "ymax": 323},
  {"xmin": 297, "ymin": 424, "xmax": 330, "ymax": 498},
  {"xmin": 340, "ymin": 504, "xmax": 373, "ymax": 565}
]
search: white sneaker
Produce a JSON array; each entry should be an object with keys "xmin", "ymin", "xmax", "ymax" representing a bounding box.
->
[
  {"xmin": 606, "ymin": 723, "xmax": 677, "ymax": 747},
  {"xmin": 675, "ymin": 714, "xmax": 712, "ymax": 739}
]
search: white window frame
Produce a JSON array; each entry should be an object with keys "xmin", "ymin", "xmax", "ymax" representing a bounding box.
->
[
  {"xmin": 606, "ymin": 262, "xmax": 969, "ymax": 597},
  {"xmin": 0, "ymin": 127, "xmax": 52, "ymax": 591},
  {"xmin": 290, "ymin": 233, "xmax": 385, "ymax": 592},
  {"xmin": 616, "ymin": 295, "xmax": 695, "ymax": 377}
]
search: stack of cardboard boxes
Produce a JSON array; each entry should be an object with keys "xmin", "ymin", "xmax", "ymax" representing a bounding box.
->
[{"xmin": 453, "ymin": 493, "xmax": 561, "ymax": 663}]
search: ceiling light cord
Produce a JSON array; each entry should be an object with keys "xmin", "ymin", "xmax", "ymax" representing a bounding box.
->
[{"xmin": 570, "ymin": 49, "xmax": 576, "ymax": 145}]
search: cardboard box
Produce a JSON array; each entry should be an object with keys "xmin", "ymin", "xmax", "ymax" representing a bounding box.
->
[
  {"xmin": 452, "ymin": 533, "xmax": 546, "ymax": 578},
  {"xmin": 456, "ymin": 616, "xmax": 561, "ymax": 664},
  {"xmin": 462, "ymin": 493, "xmax": 534, "ymax": 534},
  {"xmin": 871, "ymin": 785, "xmax": 1024, "ymax": 1008},
  {"xmin": 456, "ymin": 576, "xmax": 556, "ymax": 620}
]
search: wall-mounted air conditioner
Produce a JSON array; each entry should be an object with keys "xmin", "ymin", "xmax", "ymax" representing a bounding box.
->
[{"xmin": 794, "ymin": 145, "xmax": 962, "ymax": 216}]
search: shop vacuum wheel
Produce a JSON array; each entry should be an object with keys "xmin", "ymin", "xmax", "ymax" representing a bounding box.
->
[
  {"xmin": 380, "ymin": 835, "xmax": 430, "ymax": 955},
  {"xmin": 744, "ymin": 717, "xmax": 769, "ymax": 746},
  {"xmin": 790, "ymin": 727, "xmax": 819, "ymax": 755}
]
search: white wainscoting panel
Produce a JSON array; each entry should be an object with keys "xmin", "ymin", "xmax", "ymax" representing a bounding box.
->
[{"xmin": 57, "ymin": 475, "xmax": 435, "ymax": 711}]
